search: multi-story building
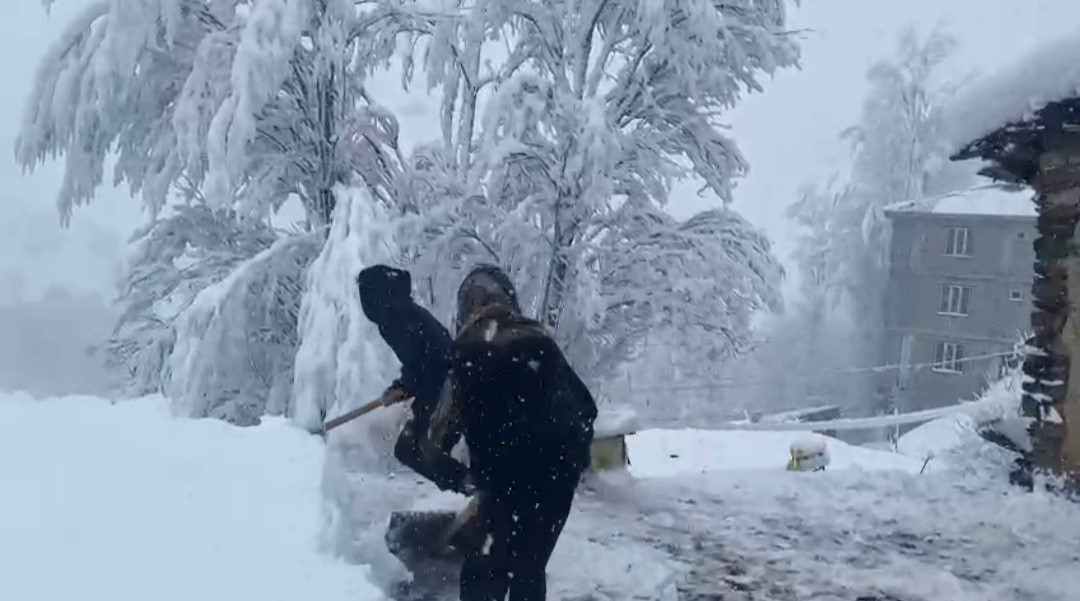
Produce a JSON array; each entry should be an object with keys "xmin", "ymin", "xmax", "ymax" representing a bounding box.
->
[{"xmin": 880, "ymin": 183, "xmax": 1036, "ymax": 413}]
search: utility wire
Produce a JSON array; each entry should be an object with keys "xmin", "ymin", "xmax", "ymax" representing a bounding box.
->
[{"xmin": 626, "ymin": 349, "xmax": 1020, "ymax": 393}]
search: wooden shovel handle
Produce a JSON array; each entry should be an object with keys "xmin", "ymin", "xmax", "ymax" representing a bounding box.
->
[{"xmin": 322, "ymin": 391, "xmax": 412, "ymax": 434}]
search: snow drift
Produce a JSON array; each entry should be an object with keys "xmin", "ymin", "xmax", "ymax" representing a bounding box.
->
[
  {"xmin": 0, "ymin": 392, "xmax": 384, "ymax": 601},
  {"xmin": 898, "ymin": 366, "xmax": 1024, "ymax": 462}
]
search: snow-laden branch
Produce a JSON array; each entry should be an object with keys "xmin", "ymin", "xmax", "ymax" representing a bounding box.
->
[
  {"xmin": 102, "ymin": 204, "xmax": 278, "ymax": 396},
  {"xmin": 382, "ymin": 0, "xmax": 799, "ymax": 383},
  {"xmin": 166, "ymin": 231, "xmax": 323, "ymax": 425},
  {"xmin": 19, "ymin": 0, "xmax": 404, "ymax": 226}
]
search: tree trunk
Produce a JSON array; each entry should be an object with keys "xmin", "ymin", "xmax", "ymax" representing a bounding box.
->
[
  {"xmin": 1061, "ymin": 227, "xmax": 1080, "ymax": 478},
  {"xmin": 313, "ymin": 66, "xmax": 338, "ymax": 229},
  {"xmin": 540, "ymin": 194, "xmax": 576, "ymax": 333},
  {"xmin": 1025, "ymin": 159, "xmax": 1080, "ymax": 485}
]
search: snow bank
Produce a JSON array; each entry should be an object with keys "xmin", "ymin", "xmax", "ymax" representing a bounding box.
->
[
  {"xmin": 292, "ymin": 185, "xmax": 400, "ymax": 455},
  {"xmin": 627, "ymin": 428, "xmax": 921, "ymax": 478},
  {"xmin": 895, "ymin": 412, "xmax": 981, "ymax": 461},
  {"xmin": 945, "ymin": 27, "xmax": 1080, "ymax": 152},
  {"xmin": 0, "ymin": 393, "xmax": 384, "ymax": 601},
  {"xmin": 897, "ymin": 367, "xmax": 1024, "ymax": 461}
]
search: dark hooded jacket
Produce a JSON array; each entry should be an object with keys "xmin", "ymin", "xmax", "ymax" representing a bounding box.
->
[
  {"xmin": 356, "ymin": 265, "xmax": 452, "ymax": 415},
  {"xmin": 432, "ymin": 264, "xmax": 598, "ymax": 493}
]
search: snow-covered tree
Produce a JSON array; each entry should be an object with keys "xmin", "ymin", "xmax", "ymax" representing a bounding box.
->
[
  {"xmin": 367, "ymin": 0, "xmax": 797, "ymax": 382},
  {"xmin": 786, "ymin": 177, "xmax": 848, "ymax": 327},
  {"xmin": 18, "ymin": 0, "xmax": 401, "ymax": 226},
  {"xmin": 100, "ymin": 204, "xmax": 277, "ymax": 396},
  {"xmin": 769, "ymin": 179, "xmax": 862, "ymax": 410},
  {"xmin": 19, "ymin": 0, "xmax": 409, "ymax": 423},
  {"xmin": 166, "ymin": 231, "xmax": 323, "ymax": 424},
  {"xmin": 837, "ymin": 27, "xmax": 963, "ymax": 292},
  {"xmin": 786, "ymin": 26, "xmax": 969, "ymax": 414}
]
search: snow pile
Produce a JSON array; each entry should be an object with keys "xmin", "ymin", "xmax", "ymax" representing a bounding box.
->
[
  {"xmin": 627, "ymin": 428, "xmax": 922, "ymax": 478},
  {"xmin": 896, "ymin": 412, "xmax": 982, "ymax": 461},
  {"xmin": 885, "ymin": 183, "xmax": 1036, "ymax": 218},
  {"xmin": 0, "ymin": 393, "xmax": 384, "ymax": 601},
  {"xmin": 898, "ymin": 366, "xmax": 1024, "ymax": 462},
  {"xmin": 292, "ymin": 185, "xmax": 400, "ymax": 449},
  {"xmin": 945, "ymin": 27, "xmax": 1080, "ymax": 151}
]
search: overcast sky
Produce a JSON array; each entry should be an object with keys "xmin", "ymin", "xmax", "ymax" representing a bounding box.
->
[{"xmin": 3, "ymin": 0, "xmax": 1079, "ymax": 303}]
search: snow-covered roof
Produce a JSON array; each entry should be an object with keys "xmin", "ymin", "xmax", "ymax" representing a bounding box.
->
[
  {"xmin": 884, "ymin": 184, "xmax": 1036, "ymax": 219},
  {"xmin": 945, "ymin": 28, "xmax": 1080, "ymax": 153}
]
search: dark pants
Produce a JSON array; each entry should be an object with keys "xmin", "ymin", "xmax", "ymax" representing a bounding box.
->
[
  {"xmin": 458, "ymin": 475, "xmax": 578, "ymax": 601},
  {"xmin": 394, "ymin": 401, "xmax": 468, "ymax": 493}
]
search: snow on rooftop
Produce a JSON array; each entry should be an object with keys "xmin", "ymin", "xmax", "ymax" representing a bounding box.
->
[
  {"xmin": 884, "ymin": 183, "xmax": 1035, "ymax": 219},
  {"xmin": 944, "ymin": 28, "xmax": 1080, "ymax": 153}
]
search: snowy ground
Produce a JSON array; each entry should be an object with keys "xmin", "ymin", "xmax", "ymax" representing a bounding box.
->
[
  {"xmin": 327, "ymin": 418, "xmax": 1080, "ymax": 601},
  {"xmin": 4, "ymin": 391, "xmax": 1079, "ymax": 601},
  {"xmin": 609, "ymin": 370, "xmax": 1065, "ymax": 599},
  {"xmin": 619, "ymin": 424, "xmax": 1080, "ymax": 601},
  {"xmin": 0, "ymin": 393, "xmax": 385, "ymax": 601}
]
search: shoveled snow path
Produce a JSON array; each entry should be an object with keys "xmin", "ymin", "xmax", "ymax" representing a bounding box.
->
[
  {"xmin": 0, "ymin": 394, "xmax": 384, "ymax": 601},
  {"xmin": 341, "ymin": 447, "xmax": 1080, "ymax": 601},
  {"xmin": 348, "ymin": 468, "xmax": 1075, "ymax": 601},
  {"xmin": 329, "ymin": 469, "xmax": 682, "ymax": 601},
  {"xmin": 606, "ymin": 463, "xmax": 1080, "ymax": 601}
]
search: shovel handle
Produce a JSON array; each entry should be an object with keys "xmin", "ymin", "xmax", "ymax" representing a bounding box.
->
[{"xmin": 322, "ymin": 392, "xmax": 412, "ymax": 434}]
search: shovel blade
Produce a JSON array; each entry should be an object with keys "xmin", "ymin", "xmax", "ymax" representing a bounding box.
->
[
  {"xmin": 386, "ymin": 504, "xmax": 486, "ymax": 562},
  {"xmin": 386, "ymin": 510, "xmax": 460, "ymax": 560}
]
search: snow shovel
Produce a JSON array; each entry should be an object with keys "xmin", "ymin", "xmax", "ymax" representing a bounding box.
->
[
  {"xmin": 386, "ymin": 495, "xmax": 485, "ymax": 563},
  {"xmin": 320, "ymin": 390, "xmax": 412, "ymax": 439},
  {"xmin": 321, "ymin": 391, "xmax": 483, "ymax": 562}
]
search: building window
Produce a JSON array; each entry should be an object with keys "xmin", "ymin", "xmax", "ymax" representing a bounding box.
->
[
  {"xmin": 1009, "ymin": 289, "xmax": 1023, "ymax": 302},
  {"xmin": 938, "ymin": 285, "xmax": 972, "ymax": 316},
  {"xmin": 944, "ymin": 226, "xmax": 971, "ymax": 256},
  {"xmin": 1017, "ymin": 231, "xmax": 1027, "ymax": 240},
  {"xmin": 933, "ymin": 341, "xmax": 965, "ymax": 373}
]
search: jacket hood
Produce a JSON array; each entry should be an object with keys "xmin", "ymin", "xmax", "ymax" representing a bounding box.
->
[
  {"xmin": 357, "ymin": 265, "xmax": 413, "ymax": 323},
  {"xmin": 455, "ymin": 264, "xmax": 522, "ymax": 332}
]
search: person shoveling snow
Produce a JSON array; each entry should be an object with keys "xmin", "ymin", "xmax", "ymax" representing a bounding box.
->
[
  {"xmin": 354, "ymin": 264, "xmax": 474, "ymax": 497},
  {"xmin": 350, "ymin": 264, "xmax": 598, "ymax": 600},
  {"xmin": 432, "ymin": 263, "xmax": 599, "ymax": 601}
]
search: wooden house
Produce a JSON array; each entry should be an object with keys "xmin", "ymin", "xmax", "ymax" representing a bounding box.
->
[{"xmin": 945, "ymin": 31, "xmax": 1080, "ymax": 485}]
